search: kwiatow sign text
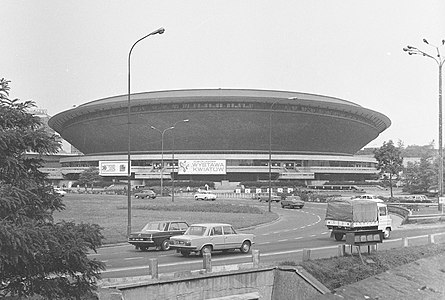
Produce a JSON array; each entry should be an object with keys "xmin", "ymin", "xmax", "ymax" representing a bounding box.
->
[{"xmin": 178, "ymin": 160, "xmax": 226, "ymax": 175}]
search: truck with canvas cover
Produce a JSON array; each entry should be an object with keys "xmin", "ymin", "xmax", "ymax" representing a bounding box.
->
[{"xmin": 325, "ymin": 198, "xmax": 392, "ymax": 241}]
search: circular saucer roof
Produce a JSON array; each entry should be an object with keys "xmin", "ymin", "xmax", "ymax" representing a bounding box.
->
[{"xmin": 49, "ymin": 89, "xmax": 391, "ymax": 156}]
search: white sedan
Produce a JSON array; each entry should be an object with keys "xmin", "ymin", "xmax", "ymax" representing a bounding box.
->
[
  {"xmin": 53, "ymin": 187, "xmax": 67, "ymax": 196},
  {"xmin": 194, "ymin": 190, "xmax": 217, "ymax": 201},
  {"xmin": 169, "ymin": 223, "xmax": 254, "ymax": 257}
]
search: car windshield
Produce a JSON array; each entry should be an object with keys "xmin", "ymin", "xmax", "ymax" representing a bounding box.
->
[
  {"xmin": 185, "ymin": 226, "xmax": 207, "ymax": 236},
  {"xmin": 141, "ymin": 222, "xmax": 167, "ymax": 232}
]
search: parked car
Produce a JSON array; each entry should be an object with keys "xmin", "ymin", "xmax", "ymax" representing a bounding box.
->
[
  {"xmin": 194, "ymin": 190, "xmax": 217, "ymax": 201},
  {"xmin": 134, "ymin": 189, "xmax": 157, "ymax": 199},
  {"xmin": 128, "ymin": 220, "xmax": 189, "ymax": 251},
  {"xmin": 354, "ymin": 194, "xmax": 380, "ymax": 200},
  {"xmin": 169, "ymin": 223, "xmax": 254, "ymax": 257},
  {"xmin": 53, "ymin": 187, "xmax": 67, "ymax": 196},
  {"xmin": 257, "ymin": 192, "xmax": 281, "ymax": 202},
  {"xmin": 281, "ymin": 195, "xmax": 304, "ymax": 209}
]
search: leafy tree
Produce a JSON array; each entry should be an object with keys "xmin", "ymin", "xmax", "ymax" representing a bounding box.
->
[
  {"xmin": 374, "ymin": 140, "xmax": 403, "ymax": 197},
  {"xmin": 0, "ymin": 78, "xmax": 104, "ymax": 299},
  {"xmin": 401, "ymin": 142, "xmax": 436, "ymax": 158},
  {"xmin": 78, "ymin": 167, "xmax": 102, "ymax": 190},
  {"xmin": 403, "ymin": 154, "xmax": 437, "ymax": 194}
]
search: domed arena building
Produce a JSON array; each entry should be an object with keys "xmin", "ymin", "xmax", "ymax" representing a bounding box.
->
[{"xmin": 48, "ymin": 89, "xmax": 391, "ymax": 185}]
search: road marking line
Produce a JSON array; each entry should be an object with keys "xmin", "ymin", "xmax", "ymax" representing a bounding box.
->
[
  {"xmin": 321, "ymin": 232, "xmax": 329, "ymax": 235},
  {"xmin": 294, "ymin": 237, "xmax": 303, "ymax": 240},
  {"xmin": 310, "ymin": 235, "xmax": 316, "ymax": 237},
  {"xmin": 124, "ymin": 257, "xmax": 143, "ymax": 261},
  {"xmin": 278, "ymin": 239, "xmax": 288, "ymax": 242}
]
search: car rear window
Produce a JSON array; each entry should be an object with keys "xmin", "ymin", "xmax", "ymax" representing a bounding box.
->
[{"xmin": 186, "ymin": 226, "xmax": 207, "ymax": 236}]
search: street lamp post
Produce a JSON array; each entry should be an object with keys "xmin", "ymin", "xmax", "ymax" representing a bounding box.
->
[
  {"xmin": 150, "ymin": 126, "xmax": 174, "ymax": 197},
  {"xmin": 127, "ymin": 27, "xmax": 165, "ymax": 237},
  {"xmin": 171, "ymin": 119, "xmax": 190, "ymax": 202},
  {"xmin": 268, "ymin": 99, "xmax": 280, "ymax": 212},
  {"xmin": 404, "ymin": 39, "xmax": 445, "ymax": 205}
]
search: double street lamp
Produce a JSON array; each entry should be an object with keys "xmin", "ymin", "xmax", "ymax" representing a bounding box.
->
[
  {"xmin": 170, "ymin": 119, "xmax": 190, "ymax": 202},
  {"xmin": 268, "ymin": 97, "xmax": 299, "ymax": 212},
  {"xmin": 127, "ymin": 27, "xmax": 165, "ymax": 237},
  {"xmin": 403, "ymin": 39, "xmax": 445, "ymax": 200},
  {"xmin": 151, "ymin": 119, "xmax": 189, "ymax": 199}
]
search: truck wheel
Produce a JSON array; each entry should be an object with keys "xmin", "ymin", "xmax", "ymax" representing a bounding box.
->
[
  {"xmin": 140, "ymin": 246, "xmax": 149, "ymax": 251},
  {"xmin": 383, "ymin": 228, "xmax": 391, "ymax": 239},
  {"xmin": 334, "ymin": 233, "xmax": 344, "ymax": 241},
  {"xmin": 181, "ymin": 251, "xmax": 190, "ymax": 257},
  {"xmin": 160, "ymin": 239, "xmax": 170, "ymax": 251}
]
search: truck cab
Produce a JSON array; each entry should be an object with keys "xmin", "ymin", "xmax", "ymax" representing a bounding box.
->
[{"xmin": 376, "ymin": 202, "xmax": 392, "ymax": 239}]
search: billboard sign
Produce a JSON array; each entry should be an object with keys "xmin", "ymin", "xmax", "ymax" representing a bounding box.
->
[
  {"xmin": 178, "ymin": 160, "xmax": 226, "ymax": 175},
  {"xmin": 99, "ymin": 161, "xmax": 128, "ymax": 176}
]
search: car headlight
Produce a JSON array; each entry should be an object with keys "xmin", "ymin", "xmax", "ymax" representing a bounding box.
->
[{"xmin": 185, "ymin": 241, "xmax": 191, "ymax": 246}]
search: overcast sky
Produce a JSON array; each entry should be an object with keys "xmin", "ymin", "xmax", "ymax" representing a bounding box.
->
[{"xmin": 2, "ymin": 1, "xmax": 444, "ymax": 148}]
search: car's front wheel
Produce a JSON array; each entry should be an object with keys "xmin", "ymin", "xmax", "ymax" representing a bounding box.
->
[
  {"xmin": 240, "ymin": 241, "xmax": 251, "ymax": 253},
  {"xmin": 160, "ymin": 239, "xmax": 170, "ymax": 251},
  {"xmin": 201, "ymin": 245, "xmax": 212, "ymax": 256}
]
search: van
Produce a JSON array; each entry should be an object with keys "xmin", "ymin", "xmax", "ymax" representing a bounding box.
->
[{"xmin": 355, "ymin": 194, "xmax": 380, "ymax": 200}]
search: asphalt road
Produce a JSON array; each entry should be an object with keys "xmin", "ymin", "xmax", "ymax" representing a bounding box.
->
[{"xmin": 91, "ymin": 201, "xmax": 445, "ymax": 279}]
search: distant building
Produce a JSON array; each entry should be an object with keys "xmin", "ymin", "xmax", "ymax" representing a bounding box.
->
[{"xmin": 28, "ymin": 107, "xmax": 81, "ymax": 186}]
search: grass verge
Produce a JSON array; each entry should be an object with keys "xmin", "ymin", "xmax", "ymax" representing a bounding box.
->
[
  {"xmin": 53, "ymin": 194, "xmax": 278, "ymax": 245},
  {"xmin": 280, "ymin": 243, "xmax": 445, "ymax": 291}
]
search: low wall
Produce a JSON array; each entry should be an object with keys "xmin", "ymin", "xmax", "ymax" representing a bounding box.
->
[{"xmin": 99, "ymin": 265, "xmax": 329, "ymax": 300}]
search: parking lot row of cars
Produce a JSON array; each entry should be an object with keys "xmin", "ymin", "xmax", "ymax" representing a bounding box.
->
[
  {"xmin": 128, "ymin": 220, "xmax": 254, "ymax": 257},
  {"xmin": 133, "ymin": 189, "xmax": 218, "ymax": 201}
]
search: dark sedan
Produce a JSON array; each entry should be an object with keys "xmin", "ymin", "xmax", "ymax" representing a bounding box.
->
[
  {"xmin": 128, "ymin": 220, "xmax": 189, "ymax": 251},
  {"xmin": 281, "ymin": 195, "xmax": 305, "ymax": 209}
]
